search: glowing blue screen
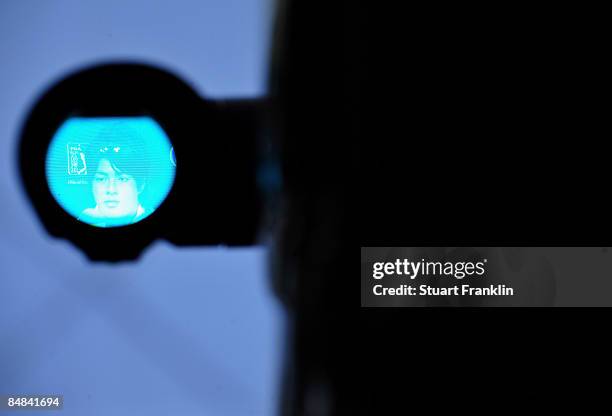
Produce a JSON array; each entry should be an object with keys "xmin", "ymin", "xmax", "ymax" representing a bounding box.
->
[{"xmin": 46, "ymin": 117, "xmax": 176, "ymax": 227}]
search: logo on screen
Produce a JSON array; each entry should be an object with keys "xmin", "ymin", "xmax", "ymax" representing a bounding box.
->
[{"xmin": 67, "ymin": 143, "xmax": 87, "ymax": 175}]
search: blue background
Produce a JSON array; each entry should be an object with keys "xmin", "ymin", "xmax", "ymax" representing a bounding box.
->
[{"xmin": 0, "ymin": 1, "xmax": 283, "ymax": 415}]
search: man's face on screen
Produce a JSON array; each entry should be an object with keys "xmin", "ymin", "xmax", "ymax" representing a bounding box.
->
[{"xmin": 92, "ymin": 158, "xmax": 140, "ymax": 218}]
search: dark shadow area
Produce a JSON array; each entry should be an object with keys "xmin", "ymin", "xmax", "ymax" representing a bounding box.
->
[{"xmin": 359, "ymin": 3, "xmax": 611, "ymax": 412}]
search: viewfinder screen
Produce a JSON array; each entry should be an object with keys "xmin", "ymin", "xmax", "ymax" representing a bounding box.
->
[{"xmin": 46, "ymin": 117, "xmax": 176, "ymax": 227}]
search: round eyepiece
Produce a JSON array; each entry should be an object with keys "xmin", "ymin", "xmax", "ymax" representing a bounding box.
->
[{"xmin": 46, "ymin": 116, "xmax": 176, "ymax": 228}]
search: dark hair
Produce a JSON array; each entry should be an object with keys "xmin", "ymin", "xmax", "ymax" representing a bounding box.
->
[{"xmin": 85, "ymin": 120, "xmax": 149, "ymax": 189}]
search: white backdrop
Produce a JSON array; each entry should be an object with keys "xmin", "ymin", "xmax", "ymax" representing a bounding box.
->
[{"xmin": 0, "ymin": 1, "xmax": 283, "ymax": 415}]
